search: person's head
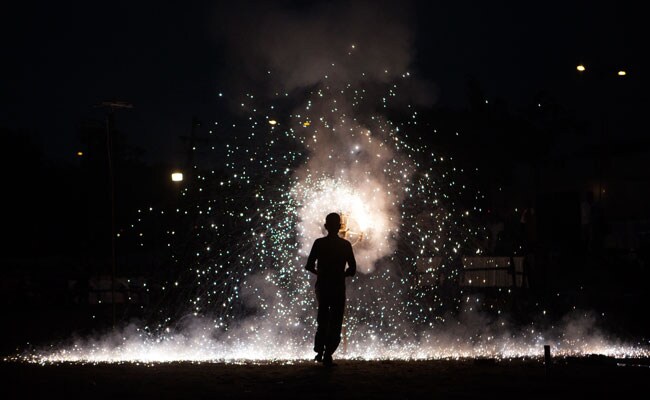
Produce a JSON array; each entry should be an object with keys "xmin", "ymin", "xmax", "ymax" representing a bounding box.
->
[{"xmin": 324, "ymin": 212, "xmax": 341, "ymax": 235}]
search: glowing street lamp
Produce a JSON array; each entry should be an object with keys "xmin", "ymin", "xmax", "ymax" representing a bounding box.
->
[
  {"xmin": 573, "ymin": 63, "xmax": 629, "ymax": 203},
  {"xmin": 171, "ymin": 172, "xmax": 184, "ymax": 182}
]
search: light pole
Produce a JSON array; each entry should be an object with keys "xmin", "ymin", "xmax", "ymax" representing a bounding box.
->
[
  {"xmin": 574, "ymin": 63, "xmax": 632, "ymax": 260},
  {"xmin": 575, "ymin": 64, "xmax": 627, "ymax": 203},
  {"xmin": 98, "ymin": 100, "xmax": 132, "ymax": 329}
]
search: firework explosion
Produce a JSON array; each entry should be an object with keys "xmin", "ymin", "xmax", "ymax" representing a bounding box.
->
[
  {"xmin": 173, "ymin": 72, "xmax": 476, "ymax": 351},
  {"xmin": 11, "ymin": 69, "xmax": 649, "ymax": 364},
  {"xmin": 9, "ymin": 0, "xmax": 649, "ymax": 362}
]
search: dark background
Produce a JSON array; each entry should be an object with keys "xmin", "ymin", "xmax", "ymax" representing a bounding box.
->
[{"xmin": 1, "ymin": 1, "xmax": 648, "ymax": 353}]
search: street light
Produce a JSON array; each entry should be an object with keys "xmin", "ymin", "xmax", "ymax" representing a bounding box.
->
[
  {"xmin": 97, "ymin": 100, "xmax": 133, "ymax": 330},
  {"xmin": 573, "ymin": 64, "xmax": 629, "ymax": 203},
  {"xmin": 577, "ymin": 63, "xmax": 628, "ymax": 77},
  {"xmin": 171, "ymin": 172, "xmax": 184, "ymax": 182}
]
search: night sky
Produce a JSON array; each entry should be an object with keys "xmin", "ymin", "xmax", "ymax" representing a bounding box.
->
[{"xmin": 2, "ymin": 1, "xmax": 646, "ymax": 164}]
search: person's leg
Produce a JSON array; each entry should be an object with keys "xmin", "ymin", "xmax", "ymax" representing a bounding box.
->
[
  {"xmin": 314, "ymin": 301, "xmax": 330, "ymax": 358},
  {"xmin": 325, "ymin": 293, "xmax": 346, "ymax": 359}
]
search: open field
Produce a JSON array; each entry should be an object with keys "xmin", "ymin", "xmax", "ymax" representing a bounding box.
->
[{"xmin": 2, "ymin": 357, "xmax": 649, "ymax": 399}]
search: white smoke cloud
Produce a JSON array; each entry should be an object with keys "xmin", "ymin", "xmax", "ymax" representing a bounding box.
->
[
  {"xmin": 218, "ymin": 0, "xmax": 416, "ymax": 92},
  {"xmin": 15, "ymin": 310, "xmax": 647, "ymax": 363}
]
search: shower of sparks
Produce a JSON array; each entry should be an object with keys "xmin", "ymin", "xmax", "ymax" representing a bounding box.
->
[
  {"xmin": 9, "ymin": 313, "xmax": 649, "ymax": 364},
  {"xmin": 11, "ymin": 67, "xmax": 649, "ymax": 364}
]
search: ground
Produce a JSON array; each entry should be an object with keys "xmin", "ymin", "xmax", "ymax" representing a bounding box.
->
[{"xmin": 2, "ymin": 357, "xmax": 649, "ymax": 399}]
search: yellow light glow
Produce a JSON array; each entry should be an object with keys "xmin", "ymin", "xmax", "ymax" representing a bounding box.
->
[
  {"xmin": 171, "ymin": 172, "xmax": 183, "ymax": 182},
  {"xmin": 303, "ymin": 121, "xmax": 311, "ymax": 127},
  {"xmin": 268, "ymin": 120, "xmax": 277, "ymax": 125},
  {"xmin": 577, "ymin": 64, "xmax": 586, "ymax": 72},
  {"xmin": 77, "ymin": 151, "xmax": 83, "ymax": 156},
  {"xmin": 339, "ymin": 212, "xmax": 365, "ymax": 246},
  {"xmin": 618, "ymin": 70, "xmax": 626, "ymax": 76}
]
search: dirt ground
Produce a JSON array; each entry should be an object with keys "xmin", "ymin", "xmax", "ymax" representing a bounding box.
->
[{"xmin": 2, "ymin": 357, "xmax": 649, "ymax": 399}]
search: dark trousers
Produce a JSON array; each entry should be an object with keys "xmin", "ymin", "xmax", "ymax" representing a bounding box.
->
[{"xmin": 314, "ymin": 286, "xmax": 346, "ymax": 356}]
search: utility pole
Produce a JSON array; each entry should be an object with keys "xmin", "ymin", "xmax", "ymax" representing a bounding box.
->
[{"xmin": 98, "ymin": 100, "xmax": 133, "ymax": 329}]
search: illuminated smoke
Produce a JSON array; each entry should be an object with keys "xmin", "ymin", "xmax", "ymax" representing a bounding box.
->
[
  {"xmin": 218, "ymin": 1, "xmax": 416, "ymax": 91},
  {"xmin": 294, "ymin": 176, "xmax": 397, "ymax": 273},
  {"xmin": 8, "ymin": 0, "xmax": 649, "ymax": 364},
  {"xmin": 13, "ymin": 76, "xmax": 649, "ymax": 364},
  {"xmin": 12, "ymin": 311, "xmax": 648, "ymax": 363}
]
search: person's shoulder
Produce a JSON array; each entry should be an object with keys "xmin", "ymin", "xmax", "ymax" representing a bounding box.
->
[{"xmin": 337, "ymin": 236, "xmax": 352, "ymax": 246}]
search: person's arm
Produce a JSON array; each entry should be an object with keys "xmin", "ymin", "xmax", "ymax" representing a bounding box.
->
[
  {"xmin": 305, "ymin": 240, "xmax": 318, "ymax": 275},
  {"xmin": 345, "ymin": 241, "xmax": 356, "ymax": 277}
]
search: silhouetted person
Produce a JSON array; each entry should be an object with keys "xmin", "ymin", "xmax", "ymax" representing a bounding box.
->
[{"xmin": 305, "ymin": 212, "xmax": 356, "ymax": 366}]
